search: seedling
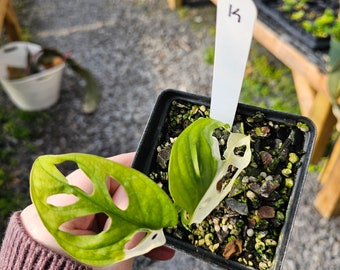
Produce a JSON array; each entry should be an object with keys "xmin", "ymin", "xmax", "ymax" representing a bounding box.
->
[{"xmin": 302, "ymin": 8, "xmax": 339, "ymax": 38}]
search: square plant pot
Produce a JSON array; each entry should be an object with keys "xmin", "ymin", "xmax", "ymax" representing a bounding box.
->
[
  {"xmin": 133, "ymin": 89, "xmax": 316, "ymax": 270},
  {"xmin": 253, "ymin": 0, "xmax": 331, "ymax": 51}
]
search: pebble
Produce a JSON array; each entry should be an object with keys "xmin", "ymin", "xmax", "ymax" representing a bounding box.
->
[{"xmin": 246, "ymin": 228, "xmax": 254, "ymax": 237}]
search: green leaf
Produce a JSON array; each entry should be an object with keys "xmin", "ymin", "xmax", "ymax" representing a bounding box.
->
[
  {"xmin": 40, "ymin": 48, "xmax": 101, "ymax": 114},
  {"xmin": 64, "ymin": 57, "xmax": 101, "ymax": 114},
  {"xmin": 30, "ymin": 153, "xmax": 177, "ymax": 266},
  {"xmin": 329, "ymin": 59, "xmax": 340, "ymax": 104},
  {"xmin": 168, "ymin": 118, "xmax": 251, "ymax": 225}
]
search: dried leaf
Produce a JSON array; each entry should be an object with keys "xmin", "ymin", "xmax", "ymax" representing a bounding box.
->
[{"xmin": 223, "ymin": 239, "xmax": 243, "ymax": 259}]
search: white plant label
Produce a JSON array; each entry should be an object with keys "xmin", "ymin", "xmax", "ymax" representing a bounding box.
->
[{"xmin": 210, "ymin": 0, "xmax": 257, "ymax": 125}]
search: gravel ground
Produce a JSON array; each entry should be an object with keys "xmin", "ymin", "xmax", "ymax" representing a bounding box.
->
[{"xmin": 1, "ymin": 0, "xmax": 340, "ymax": 269}]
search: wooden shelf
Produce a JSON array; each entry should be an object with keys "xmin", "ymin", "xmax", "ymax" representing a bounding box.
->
[
  {"xmin": 0, "ymin": 0, "xmax": 22, "ymax": 41},
  {"xmin": 167, "ymin": 0, "xmax": 183, "ymax": 10}
]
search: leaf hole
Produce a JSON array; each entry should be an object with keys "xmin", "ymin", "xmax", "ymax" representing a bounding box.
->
[
  {"xmin": 55, "ymin": 161, "xmax": 79, "ymax": 176},
  {"xmin": 94, "ymin": 212, "xmax": 112, "ymax": 233},
  {"xmin": 47, "ymin": 194, "xmax": 79, "ymax": 207},
  {"xmin": 107, "ymin": 176, "xmax": 129, "ymax": 211},
  {"xmin": 216, "ymin": 179, "xmax": 223, "ymax": 193},
  {"xmin": 56, "ymin": 161, "xmax": 94, "ymax": 195},
  {"xmin": 233, "ymin": 145, "xmax": 247, "ymax": 157},
  {"xmin": 124, "ymin": 232, "xmax": 146, "ymax": 250},
  {"xmin": 59, "ymin": 212, "xmax": 112, "ymax": 235},
  {"xmin": 216, "ymin": 165, "xmax": 237, "ymax": 193}
]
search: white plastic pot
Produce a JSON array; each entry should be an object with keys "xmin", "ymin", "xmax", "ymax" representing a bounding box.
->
[{"xmin": 0, "ymin": 42, "xmax": 65, "ymax": 111}]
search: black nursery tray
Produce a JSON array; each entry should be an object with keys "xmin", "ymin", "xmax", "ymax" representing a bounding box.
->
[
  {"xmin": 133, "ymin": 89, "xmax": 316, "ymax": 270},
  {"xmin": 254, "ymin": 0, "xmax": 337, "ymax": 50}
]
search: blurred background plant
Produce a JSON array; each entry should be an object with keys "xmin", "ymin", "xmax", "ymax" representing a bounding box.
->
[
  {"xmin": 302, "ymin": 6, "xmax": 340, "ymax": 39},
  {"xmin": 0, "ymin": 108, "xmax": 49, "ymax": 238},
  {"xmin": 204, "ymin": 39, "xmax": 300, "ymax": 114}
]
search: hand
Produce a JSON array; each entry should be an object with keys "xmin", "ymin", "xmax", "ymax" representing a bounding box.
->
[{"xmin": 21, "ymin": 152, "xmax": 175, "ymax": 270}]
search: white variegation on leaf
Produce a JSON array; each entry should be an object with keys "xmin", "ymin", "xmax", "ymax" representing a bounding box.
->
[
  {"xmin": 168, "ymin": 118, "xmax": 251, "ymax": 225},
  {"xmin": 189, "ymin": 133, "xmax": 251, "ymax": 224}
]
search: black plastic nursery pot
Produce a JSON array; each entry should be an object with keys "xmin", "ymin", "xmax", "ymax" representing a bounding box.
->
[
  {"xmin": 253, "ymin": 0, "xmax": 339, "ymax": 51},
  {"xmin": 133, "ymin": 89, "xmax": 316, "ymax": 270}
]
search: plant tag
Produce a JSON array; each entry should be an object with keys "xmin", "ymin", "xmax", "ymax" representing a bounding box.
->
[{"xmin": 210, "ymin": 0, "xmax": 257, "ymax": 125}]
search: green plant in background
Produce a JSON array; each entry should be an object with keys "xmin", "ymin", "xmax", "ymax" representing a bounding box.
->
[
  {"xmin": 290, "ymin": 9, "xmax": 305, "ymax": 21},
  {"xmin": 204, "ymin": 40, "xmax": 299, "ymax": 115},
  {"xmin": 333, "ymin": 19, "xmax": 340, "ymax": 41},
  {"xmin": 241, "ymin": 43, "xmax": 300, "ymax": 115},
  {"xmin": 280, "ymin": 0, "xmax": 308, "ymax": 12},
  {"xmin": 177, "ymin": 6, "xmax": 191, "ymax": 19},
  {"xmin": 277, "ymin": 0, "xmax": 340, "ymax": 39},
  {"xmin": 302, "ymin": 7, "xmax": 340, "ymax": 38},
  {"xmin": 204, "ymin": 27, "xmax": 217, "ymax": 65},
  {"xmin": 5, "ymin": 47, "xmax": 101, "ymax": 114},
  {"xmin": 2, "ymin": 2, "xmax": 100, "ymax": 115},
  {"xmin": 279, "ymin": 0, "xmax": 309, "ymax": 23},
  {"xmin": 0, "ymin": 107, "xmax": 49, "ymax": 238},
  {"xmin": 279, "ymin": 0, "xmax": 297, "ymax": 12},
  {"xmin": 204, "ymin": 45, "xmax": 215, "ymax": 65}
]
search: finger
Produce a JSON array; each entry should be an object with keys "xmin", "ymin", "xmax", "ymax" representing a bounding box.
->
[
  {"xmin": 112, "ymin": 185, "xmax": 129, "ymax": 210},
  {"xmin": 108, "ymin": 152, "xmax": 135, "ymax": 167},
  {"xmin": 66, "ymin": 166, "xmax": 93, "ymax": 193},
  {"xmin": 124, "ymin": 232, "xmax": 146, "ymax": 250},
  {"xmin": 106, "ymin": 152, "xmax": 135, "ymax": 204},
  {"xmin": 65, "ymin": 152, "xmax": 136, "ymax": 194},
  {"xmin": 99, "ymin": 184, "xmax": 129, "ymax": 233},
  {"xmin": 145, "ymin": 246, "xmax": 176, "ymax": 261}
]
